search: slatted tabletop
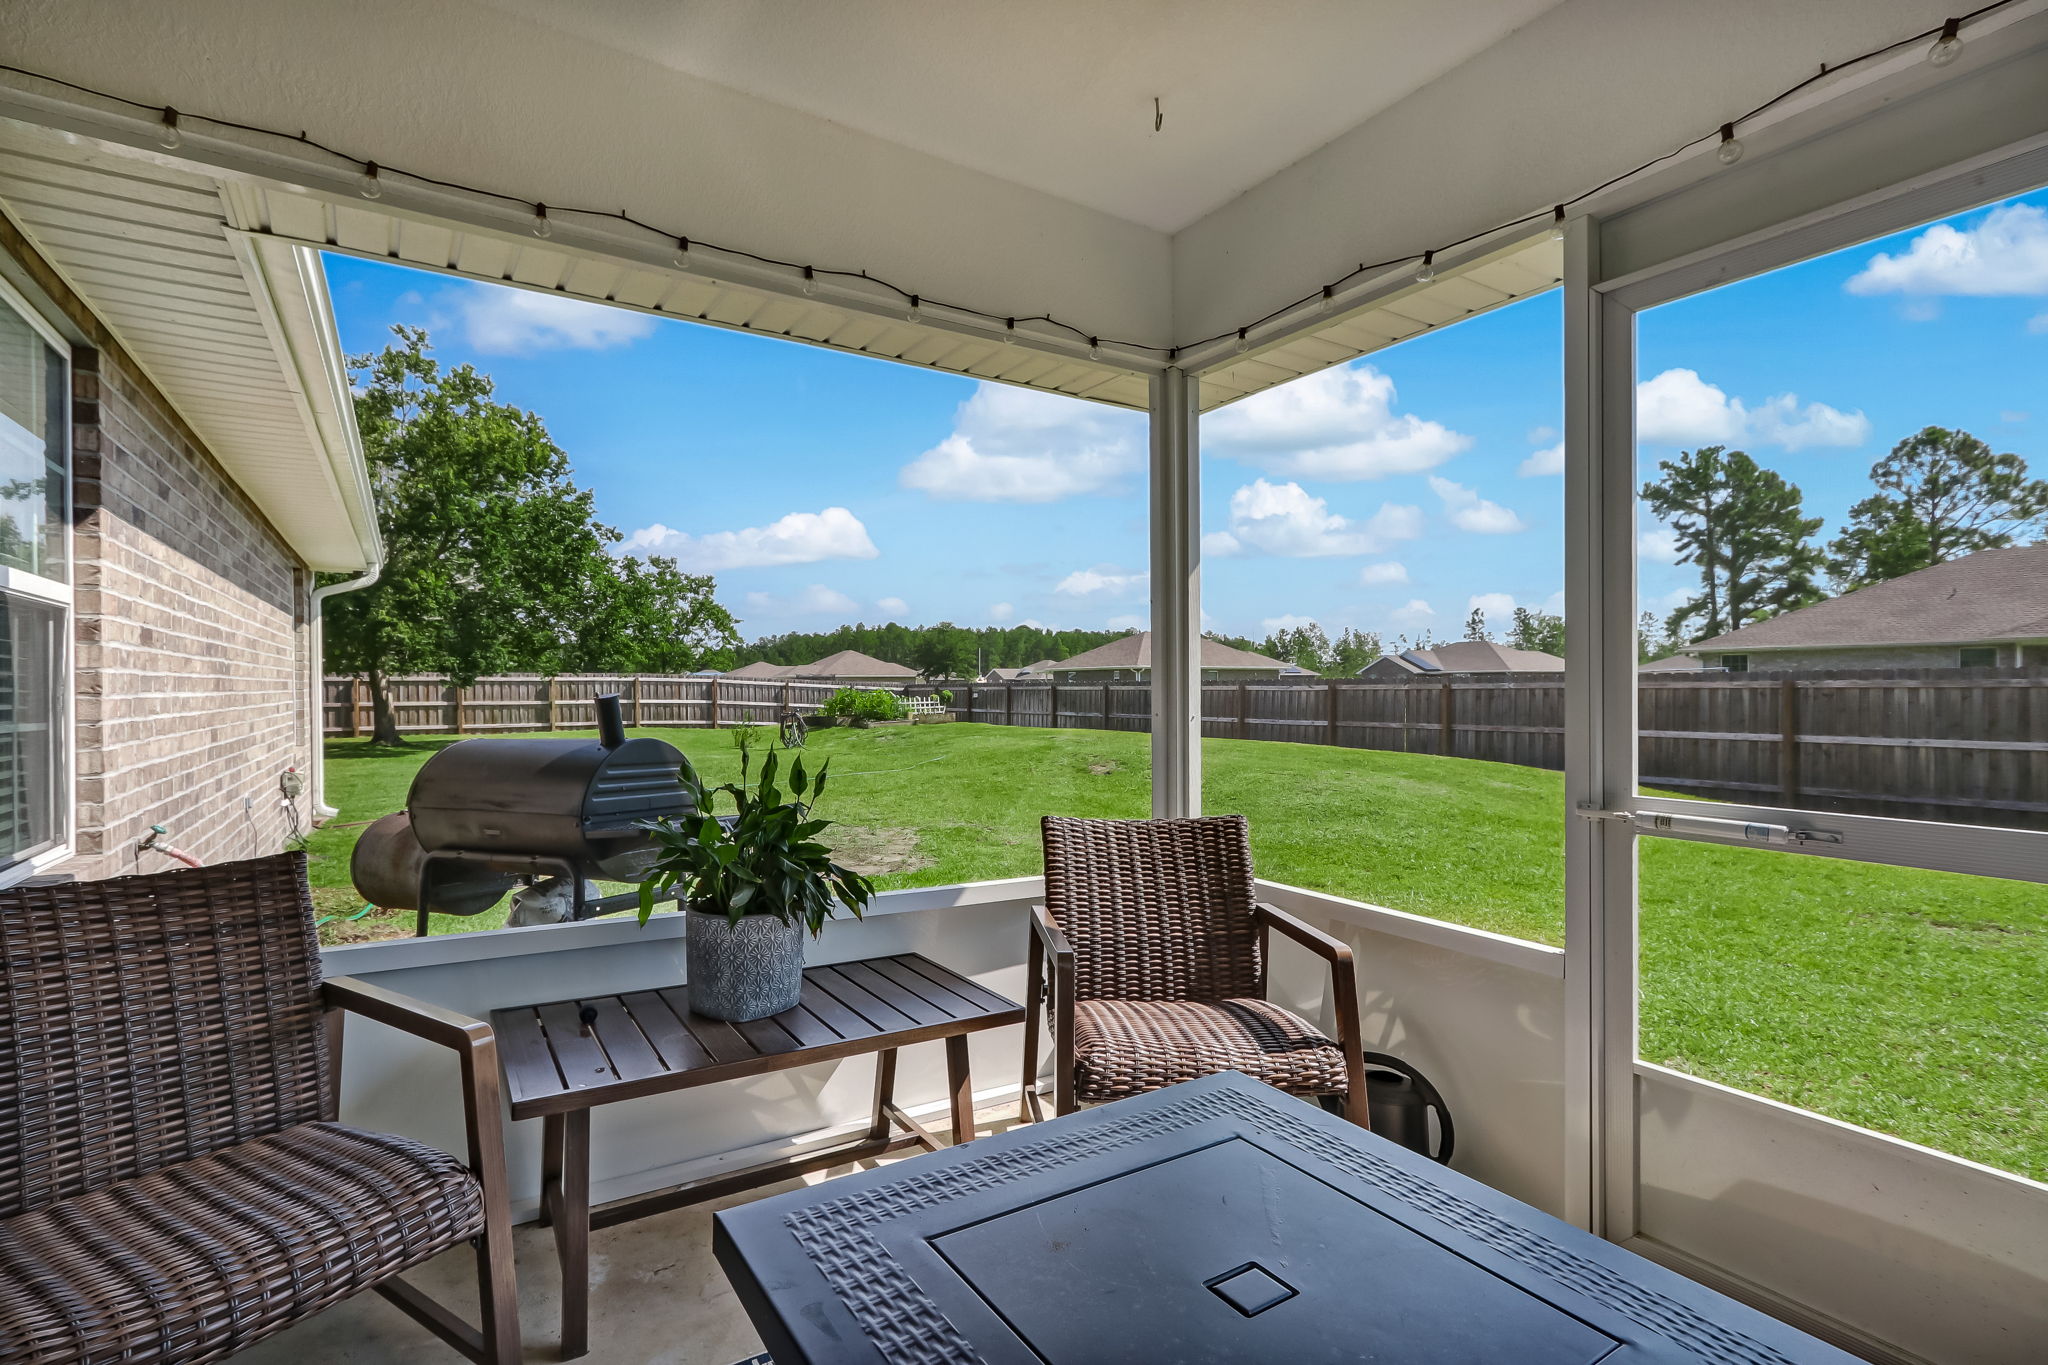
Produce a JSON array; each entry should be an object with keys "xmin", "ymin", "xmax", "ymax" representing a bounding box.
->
[{"xmin": 490, "ymin": 954, "xmax": 1023, "ymax": 1120}]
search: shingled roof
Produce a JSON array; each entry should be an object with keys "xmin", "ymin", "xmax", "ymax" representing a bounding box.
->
[
  {"xmin": 1688, "ymin": 545, "xmax": 2048, "ymax": 653},
  {"xmin": 1377, "ymin": 640, "xmax": 1566, "ymax": 674},
  {"xmin": 1048, "ymin": 633, "xmax": 1287, "ymax": 671}
]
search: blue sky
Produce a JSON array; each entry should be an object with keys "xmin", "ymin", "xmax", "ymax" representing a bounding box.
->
[{"xmin": 324, "ymin": 185, "xmax": 2046, "ymax": 647}]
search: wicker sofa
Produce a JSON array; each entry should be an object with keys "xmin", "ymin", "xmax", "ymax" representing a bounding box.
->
[{"xmin": 0, "ymin": 852, "xmax": 519, "ymax": 1365}]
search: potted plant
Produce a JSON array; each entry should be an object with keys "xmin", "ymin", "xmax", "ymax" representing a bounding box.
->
[{"xmin": 637, "ymin": 744, "xmax": 875, "ymax": 1021}]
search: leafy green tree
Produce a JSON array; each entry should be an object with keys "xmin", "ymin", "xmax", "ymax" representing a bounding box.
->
[
  {"xmin": 326, "ymin": 327, "xmax": 737, "ymax": 743},
  {"xmin": 1637, "ymin": 611, "xmax": 1676, "ymax": 664},
  {"xmin": 1329, "ymin": 627, "xmax": 1383, "ymax": 675},
  {"xmin": 911, "ymin": 623, "xmax": 978, "ymax": 680},
  {"xmin": 1463, "ymin": 606, "xmax": 1491, "ymax": 642},
  {"xmin": 1641, "ymin": 446, "xmax": 1823, "ymax": 643},
  {"xmin": 1508, "ymin": 606, "xmax": 1565, "ymax": 657},
  {"xmin": 1827, "ymin": 427, "xmax": 2048, "ymax": 590}
]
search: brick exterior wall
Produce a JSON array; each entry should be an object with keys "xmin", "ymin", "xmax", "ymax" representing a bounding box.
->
[{"xmin": 1, "ymin": 219, "xmax": 313, "ymax": 880}]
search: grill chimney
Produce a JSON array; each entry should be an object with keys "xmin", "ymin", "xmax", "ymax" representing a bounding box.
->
[{"xmin": 595, "ymin": 693, "xmax": 626, "ymax": 749}]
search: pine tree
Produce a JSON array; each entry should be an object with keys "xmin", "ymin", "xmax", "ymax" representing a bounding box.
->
[
  {"xmin": 1827, "ymin": 427, "xmax": 2048, "ymax": 590},
  {"xmin": 1640, "ymin": 446, "xmax": 1823, "ymax": 643}
]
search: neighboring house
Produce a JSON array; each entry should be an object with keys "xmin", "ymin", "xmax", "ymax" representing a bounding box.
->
[
  {"xmin": 1638, "ymin": 654, "xmax": 1704, "ymax": 673},
  {"xmin": 1684, "ymin": 545, "xmax": 2048, "ymax": 672},
  {"xmin": 982, "ymin": 658, "xmax": 1059, "ymax": 682},
  {"xmin": 727, "ymin": 650, "xmax": 921, "ymax": 685},
  {"xmin": 0, "ymin": 131, "xmax": 379, "ymax": 885},
  {"xmin": 1360, "ymin": 640, "xmax": 1566, "ymax": 679},
  {"xmin": 1044, "ymin": 633, "xmax": 1289, "ymax": 683}
]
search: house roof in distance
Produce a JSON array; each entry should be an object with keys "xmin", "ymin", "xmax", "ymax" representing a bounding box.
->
[
  {"xmin": 1688, "ymin": 545, "xmax": 2048, "ymax": 653},
  {"xmin": 1374, "ymin": 640, "xmax": 1565, "ymax": 674},
  {"xmin": 797, "ymin": 649, "xmax": 921, "ymax": 679},
  {"xmin": 723, "ymin": 660, "xmax": 798, "ymax": 679},
  {"xmin": 1049, "ymin": 633, "xmax": 1287, "ymax": 672}
]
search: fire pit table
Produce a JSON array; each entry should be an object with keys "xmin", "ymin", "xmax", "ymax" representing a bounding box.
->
[
  {"xmin": 490, "ymin": 954, "xmax": 1021, "ymax": 1359},
  {"xmin": 714, "ymin": 1070, "xmax": 1860, "ymax": 1365}
]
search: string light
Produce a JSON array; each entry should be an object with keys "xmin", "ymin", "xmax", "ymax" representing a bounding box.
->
[
  {"xmin": 1414, "ymin": 250, "xmax": 1435, "ymax": 285},
  {"xmin": 1087, "ymin": 337, "xmax": 1102, "ymax": 361},
  {"xmin": 1003, "ymin": 317, "xmax": 1017, "ymax": 346},
  {"xmin": 0, "ymin": 3, "xmax": 2010, "ymax": 366},
  {"xmin": 800, "ymin": 266, "xmax": 818, "ymax": 297},
  {"xmin": 1928, "ymin": 17, "xmax": 1963, "ymax": 64},
  {"xmin": 1318, "ymin": 285, "xmax": 1336, "ymax": 314}
]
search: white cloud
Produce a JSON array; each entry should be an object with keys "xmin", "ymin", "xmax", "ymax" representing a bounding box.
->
[
  {"xmin": 876, "ymin": 596, "xmax": 909, "ymax": 615},
  {"xmin": 899, "ymin": 382, "xmax": 1143, "ymax": 502},
  {"xmin": 1105, "ymin": 613, "xmax": 1146, "ymax": 631},
  {"xmin": 1518, "ymin": 441, "xmax": 1565, "ymax": 477},
  {"xmin": 1390, "ymin": 599, "xmax": 1436, "ymax": 628},
  {"xmin": 1359, "ymin": 561, "xmax": 1408, "ymax": 586},
  {"xmin": 1204, "ymin": 364, "xmax": 1471, "ymax": 481},
  {"xmin": 454, "ymin": 285, "xmax": 657, "ymax": 354},
  {"xmin": 1217, "ymin": 479, "xmax": 1424, "ymax": 557},
  {"xmin": 1261, "ymin": 613, "xmax": 1320, "ymax": 633},
  {"xmin": 624, "ymin": 507, "xmax": 878, "ymax": 571},
  {"xmin": 2029, "ymin": 312, "xmax": 2048, "ymax": 335},
  {"xmin": 742, "ymin": 584, "xmax": 861, "ymax": 619},
  {"xmin": 1055, "ymin": 566, "xmax": 1147, "ymax": 598},
  {"xmin": 1467, "ymin": 592, "xmax": 1518, "ymax": 629},
  {"xmin": 2001, "ymin": 410, "xmax": 2032, "ymax": 423},
  {"xmin": 1526, "ymin": 424, "xmax": 1558, "ymax": 444},
  {"xmin": 987, "ymin": 602, "xmax": 1014, "ymax": 623},
  {"xmin": 1201, "ymin": 531, "xmax": 1242, "ymax": 557},
  {"xmin": 1636, "ymin": 368, "xmax": 1869, "ymax": 451},
  {"xmin": 1638, "ymin": 527, "xmax": 1683, "ymax": 564},
  {"xmin": 1429, "ymin": 476, "xmax": 1526, "ymax": 534},
  {"xmin": 1846, "ymin": 203, "xmax": 2048, "ymax": 298}
]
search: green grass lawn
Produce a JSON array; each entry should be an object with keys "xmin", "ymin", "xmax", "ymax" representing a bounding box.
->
[{"xmin": 313, "ymin": 722, "xmax": 2047, "ymax": 1180}]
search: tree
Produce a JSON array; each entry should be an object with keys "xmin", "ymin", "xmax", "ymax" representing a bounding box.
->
[
  {"xmin": 1508, "ymin": 606, "xmax": 1565, "ymax": 657},
  {"xmin": 1827, "ymin": 427, "xmax": 2048, "ymax": 590},
  {"xmin": 1328, "ymin": 627, "xmax": 1383, "ymax": 675},
  {"xmin": 326, "ymin": 327, "xmax": 737, "ymax": 743},
  {"xmin": 1637, "ymin": 611, "xmax": 1675, "ymax": 664},
  {"xmin": 911, "ymin": 623, "xmax": 977, "ymax": 680},
  {"xmin": 1641, "ymin": 445, "xmax": 1823, "ymax": 644},
  {"xmin": 1463, "ymin": 605, "xmax": 1492, "ymax": 642}
]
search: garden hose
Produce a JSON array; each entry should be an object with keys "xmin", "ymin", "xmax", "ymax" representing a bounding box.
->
[{"xmin": 315, "ymin": 902, "xmax": 380, "ymax": 928}]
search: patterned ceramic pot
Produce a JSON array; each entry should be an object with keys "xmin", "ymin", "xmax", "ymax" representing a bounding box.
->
[{"xmin": 686, "ymin": 908, "xmax": 803, "ymax": 1022}]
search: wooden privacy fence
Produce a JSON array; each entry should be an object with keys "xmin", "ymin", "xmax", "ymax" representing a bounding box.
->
[
  {"xmin": 327, "ymin": 668, "xmax": 2047, "ymax": 828},
  {"xmin": 323, "ymin": 674, "xmax": 850, "ymax": 736}
]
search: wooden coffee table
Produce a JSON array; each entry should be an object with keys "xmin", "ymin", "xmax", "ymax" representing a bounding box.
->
[
  {"xmin": 490, "ymin": 954, "xmax": 1022, "ymax": 1359},
  {"xmin": 714, "ymin": 1070, "xmax": 1861, "ymax": 1365}
]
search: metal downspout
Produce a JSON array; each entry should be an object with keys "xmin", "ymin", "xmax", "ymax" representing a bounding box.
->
[{"xmin": 307, "ymin": 560, "xmax": 382, "ymax": 819}]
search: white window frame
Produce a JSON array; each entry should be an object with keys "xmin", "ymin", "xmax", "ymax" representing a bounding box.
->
[
  {"xmin": 1568, "ymin": 132, "xmax": 2048, "ymax": 1243},
  {"xmin": 0, "ymin": 270, "xmax": 74, "ymax": 882}
]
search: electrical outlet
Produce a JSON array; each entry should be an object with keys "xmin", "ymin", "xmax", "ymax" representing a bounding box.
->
[{"xmin": 243, "ymin": 796, "xmax": 254, "ymax": 812}]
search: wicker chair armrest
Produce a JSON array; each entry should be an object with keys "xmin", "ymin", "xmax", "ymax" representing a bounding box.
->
[
  {"xmin": 324, "ymin": 976, "xmax": 494, "ymax": 1053},
  {"xmin": 1029, "ymin": 903, "xmax": 1074, "ymax": 962},
  {"xmin": 1254, "ymin": 902, "xmax": 1352, "ymax": 965}
]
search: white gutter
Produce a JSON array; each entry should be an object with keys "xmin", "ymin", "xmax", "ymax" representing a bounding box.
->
[{"xmin": 307, "ymin": 562, "xmax": 381, "ymax": 818}]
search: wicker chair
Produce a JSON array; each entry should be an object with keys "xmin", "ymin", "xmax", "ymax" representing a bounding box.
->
[
  {"xmin": 0, "ymin": 852, "xmax": 519, "ymax": 1365},
  {"xmin": 1022, "ymin": 815, "xmax": 1367, "ymax": 1125}
]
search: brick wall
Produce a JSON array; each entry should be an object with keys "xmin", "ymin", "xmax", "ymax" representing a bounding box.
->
[{"xmin": 1, "ymin": 220, "xmax": 312, "ymax": 880}]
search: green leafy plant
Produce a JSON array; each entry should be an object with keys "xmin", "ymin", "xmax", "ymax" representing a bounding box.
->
[
  {"xmin": 819, "ymin": 687, "xmax": 905, "ymax": 726},
  {"xmin": 935, "ymin": 689, "xmax": 954, "ymax": 705},
  {"xmin": 637, "ymin": 746, "xmax": 874, "ymax": 934}
]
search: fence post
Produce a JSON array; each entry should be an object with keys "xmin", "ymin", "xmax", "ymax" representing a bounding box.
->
[
  {"xmin": 1439, "ymin": 681, "xmax": 1454, "ymax": 756},
  {"xmin": 1006, "ymin": 684, "xmax": 1015, "ymax": 726},
  {"xmin": 1050, "ymin": 683, "xmax": 1060, "ymax": 729},
  {"xmin": 780, "ymin": 679, "xmax": 791, "ymax": 722},
  {"xmin": 450, "ymin": 682, "xmax": 465, "ymax": 735},
  {"xmin": 348, "ymin": 678, "xmax": 363, "ymax": 738},
  {"xmin": 709, "ymin": 676, "xmax": 721, "ymax": 729},
  {"xmin": 1326, "ymin": 681, "xmax": 1339, "ymax": 747},
  {"xmin": 1779, "ymin": 677, "xmax": 1802, "ymax": 807},
  {"xmin": 631, "ymin": 675, "xmax": 643, "ymax": 726},
  {"xmin": 543, "ymin": 677, "xmax": 557, "ymax": 731},
  {"xmin": 1237, "ymin": 683, "xmax": 1250, "ymax": 741}
]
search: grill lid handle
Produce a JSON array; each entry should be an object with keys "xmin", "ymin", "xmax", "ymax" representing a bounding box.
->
[{"xmin": 595, "ymin": 693, "xmax": 626, "ymax": 750}]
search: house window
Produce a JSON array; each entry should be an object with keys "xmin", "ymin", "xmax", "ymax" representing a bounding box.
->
[
  {"xmin": 1959, "ymin": 646, "xmax": 1998, "ymax": 669},
  {"xmin": 0, "ymin": 282, "xmax": 69, "ymax": 871},
  {"xmin": 1719, "ymin": 654, "xmax": 1748, "ymax": 672}
]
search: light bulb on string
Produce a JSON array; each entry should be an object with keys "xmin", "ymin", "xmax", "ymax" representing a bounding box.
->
[
  {"xmin": 906, "ymin": 295, "xmax": 924, "ymax": 324},
  {"xmin": 1928, "ymin": 17, "xmax": 1962, "ymax": 65},
  {"xmin": 1716, "ymin": 124, "xmax": 1744, "ymax": 166},
  {"xmin": 156, "ymin": 108, "xmax": 182, "ymax": 151},
  {"xmin": 1414, "ymin": 251, "xmax": 1436, "ymax": 285},
  {"xmin": 1548, "ymin": 206, "xmax": 1566, "ymax": 242},
  {"xmin": 1234, "ymin": 329, "xmax": 1251, "ymax": 355},
  {"xmin": 532, "ymin": 204, "xmax": 553, "ymax": 239},
  {"xmin": 1002, "ymin": 319, "xmax": 1017, "ymax": 347},
  {"xmin": 1317, "ymin": 285, "xmax": 1335, "ymax": 315},
  {"xmin": 358, "ymin": 162, "xmax": 383, "ymax": 200},
  {"xmin": 672, "ymin": 238, "xmax": 692, "ymax": 270},
  {"xmin": 800, "ymin": 267, "xmax": 818, "ymax": 297},
  {"xmin": 1087, "ymin": 338, "xmax": 1103, "ymax": 362}
]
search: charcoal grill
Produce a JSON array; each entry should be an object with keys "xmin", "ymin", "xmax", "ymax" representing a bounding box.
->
[{"xmin": 350, "ymin": 693, "xmax": 693, "ymax": 934}]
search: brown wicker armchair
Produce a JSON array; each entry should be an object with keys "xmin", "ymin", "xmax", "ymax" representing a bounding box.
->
[
  {"xmin": 0, "ymin": 852, "xmax": 519, "ymax": 1365},
  {"xmin": 1022, "ymin": 815, "xmax": 1367, "ymax": 1125}
]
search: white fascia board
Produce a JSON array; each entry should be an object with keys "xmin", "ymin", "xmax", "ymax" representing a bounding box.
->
[{"xmin": 224, "ymin": 227, "xmax": 380, "ymax": 572}]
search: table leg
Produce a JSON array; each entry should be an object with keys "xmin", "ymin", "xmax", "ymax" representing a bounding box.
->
[
  {"xmin": 946, "ymin": 1034, "xmax": 975, "ymax": 1145},
  {"xmin": 868, "ymin": 1047, "xmax": 899, "ymax": 1142},
  {"xmin": 538, "ymin": 1112, "xmax": 563, "ymax": 1229},
  {"xmin": 555, "ymin": 1108, "xmax": 591, "ymax": 1360}
]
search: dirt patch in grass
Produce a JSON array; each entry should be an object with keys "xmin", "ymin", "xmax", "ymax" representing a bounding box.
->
[
  {"xmin": 826, "ymin": 823, "xmax": 930, "ymax": 877},
  {"xmin": 1087, "ymin": 759, "xmax": 1120, "ymax": 775},
  {"xmin": 312, "ymin": 886, "xmax": 418, "ymax": 946}
]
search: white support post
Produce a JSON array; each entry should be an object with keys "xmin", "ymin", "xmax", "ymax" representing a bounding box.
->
[
  {"xmin": 1149, "ymin": 367, "xmax": 1201, "ymax": 819},
  {"xmin": 1561, "ymin": 219, "xmax": 1641, "ymax": 1238}
]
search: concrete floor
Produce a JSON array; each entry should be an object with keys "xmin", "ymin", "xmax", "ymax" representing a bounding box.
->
[{"xmin": 236, "ymin": 1106, "xmax": 1024, "ymax": 1365}]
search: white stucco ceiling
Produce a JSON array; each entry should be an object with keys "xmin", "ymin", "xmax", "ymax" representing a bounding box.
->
[{"xmin": 471, "ymin": 0, "xmax": 1566, "ymax": 233}]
